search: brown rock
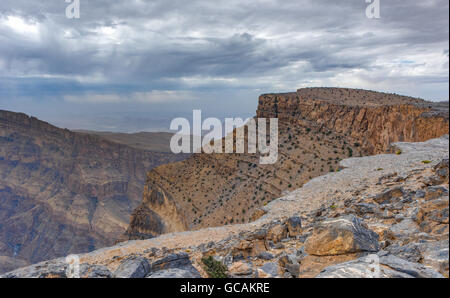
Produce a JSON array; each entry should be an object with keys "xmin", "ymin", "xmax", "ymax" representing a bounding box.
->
[
  {"xmin": 286, "ymin": 216, "xmax": 302, "ymax": 237},
  {"xmin": 266, "ymin": 224, "xmax": 288, "ymax": 243},
  {"xmin": 229, "ymin": 261, "xmax": 253, "ymax": 277},
  {"xmin": 305, "ymin": 215, "xmax": 379, "ymax": 256}
]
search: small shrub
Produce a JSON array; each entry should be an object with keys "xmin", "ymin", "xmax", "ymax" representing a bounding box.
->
[
  {"xmin": 396, "ymin": 150, "xmax": 402, "ymax": 155},
  {"xmin": 422, "ymin": 160, "xmax": 432, "ymax": 164},
  {"xmin": 201, "ymin": 256, "xmax": 228, "ymax": 278}
]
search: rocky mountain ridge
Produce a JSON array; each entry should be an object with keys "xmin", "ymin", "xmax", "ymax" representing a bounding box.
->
[
  {"xmin": 125, "ymin": 88, "xmax": 449, "ymax": 240},
  {"xmin": 3, "ymin": 136, "xmax": 448, "ymax": 278}
]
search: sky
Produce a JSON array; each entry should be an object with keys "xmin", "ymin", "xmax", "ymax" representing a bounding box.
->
[{"xmin": 0, "ymin": 0, "xmax": 448, "ymax": 132}]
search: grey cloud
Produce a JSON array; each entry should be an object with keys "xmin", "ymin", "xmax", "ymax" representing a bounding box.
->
[{"xmin": 0, "ymin": 0, "xmax": 448, "ymax": 131}]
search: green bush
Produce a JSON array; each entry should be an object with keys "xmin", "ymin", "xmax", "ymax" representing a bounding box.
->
[{"xmin": 201, "ymin": 256, "xmax": 228, "ymax": 278}]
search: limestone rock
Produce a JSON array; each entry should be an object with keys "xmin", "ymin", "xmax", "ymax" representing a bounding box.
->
[
  {"xmin": 389, "ymin": 219, "xmax": 420, "ymax": 240},
  {"xmin": 258, "ymin": 262, "xmax": 281, "ymax": 278},
  {"xmin": 151, "ymin": 252, "xmax": 192, "ymax": 271},
  {"xmin": 81, "ymin": 264, "xmax": 112, "ymax": 278},
  {"xmin": 317, "ymin": 253, "xmax": 444, "ymax": 278},
  {"xmin": 266, "ymin": 224, "xmax": 288, "ymax": 244},
  {"xmin": 148, "ymin": 267, "xmax": 201, "ymax": 278},
  {"xmin": 419, "ymin": 240, "xmax": 449, "ymax": 276},
  {"xmin": 229, "ymin": 261, "xmax": 254, "ymax": 277},
  {"xmin": 378, "ymin": 253, "xmax": 444, "ymax": 278},
  {"xmin": 278, "ymin": 253, "xmax": 300, "ymax": 277},
  {"xmin": 0, "ymin": 258, "xmax": 68, "ymax": 278},
  {"xmin": 305, "ymin": 215, "xmax": 379, "ymax": 256},
  {"xmin": 286, "ymin": 216, "xmax": 302, "ymax": 237},
  {"xmin": 114, "ymin": 257, "xmax": 151, "ymax": 278},
  {"xmin": 373, "ymin": 187, "xmax": 404, "ymax": 205}
]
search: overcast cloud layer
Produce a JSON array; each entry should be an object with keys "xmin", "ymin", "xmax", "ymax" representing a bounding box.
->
[{"xmin": 0, "ymin": 0, "xmax": 448, "ymax": 131}]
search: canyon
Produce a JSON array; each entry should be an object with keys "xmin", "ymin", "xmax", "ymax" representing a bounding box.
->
[
  {"xmin": 0, "ymin": 87, "xmax": 448, "ymax": 278},
  {"xmin": 0, "ymin": 110, "xmax": 187, "ymax": 273},
  {"xmin": 125, "ymin": 88, "xmax": 449, "ymax": 241},
  {"xmin": 2, "ymin": 136, "xmax": 448, "ymax": 278}
]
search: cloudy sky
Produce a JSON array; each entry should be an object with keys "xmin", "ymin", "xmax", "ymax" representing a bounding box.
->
[{"xmin": 0, "ymin": 0, "xmax": 448, "ymax": 132}]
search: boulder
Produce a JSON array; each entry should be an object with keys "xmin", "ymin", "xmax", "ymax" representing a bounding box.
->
[
  {"xmin": 151, "ymin": 252, "xmax": 191, "ymax": 271},
  {"xmin": 425, "ymin": 186, "xmax": 449, "ymax": 201},
  {"xmin": 386, "ymin": 243, "xmax": 422, "ymax": 263},
  {"xmin": 278, "ymin": 253, "xmax": 300, "ymax": 277},
  {"xmin": 419, "ymin": 240, "xmax": 449, "ymax": 276},
  {"xmin": 373, "ymin": 187, "xmax": 404, "ymax": 205},
  {"xmin": 286, "ymin": 216, "xmax": 302, "ymax": 237},
  {"xmin": 80, "ymin": 264, "xmax": 112, "ymax": 278},
  {"xmin": 389, "ymin": 219, "xmax": 420, "ymax": 240},
  {"xmin": 317, "ymin": 253, "xmax": 444, "ymax": 278},
  {"xmin": 266, "ymin": 224, "xmax": 288, "ymax": 243},
  {"xmin": 378, "ymin": 253, "xmax": 444, "ymax": 278},
  {"xmin": 114, "ymin": 257, "xmax": 151, "ymax": 278},
  {"xmin": 257, "ymin": 262, "xmax": 281, "ymax": 278},
  {"xmin": 228, "ymin": 261, "xmax": 254, "ymax": 277},
  {"xmin": 148, "ymin": 266, "xmax": 201, "ymax": 278},
  {"xmin": 0, "ymin": 258, "xmax": 68, "ymax": 278},
  {"xmin": 305, "ymin": 215, "xmax": 379, "ymax": 256},
  {"xmin": 257, "ymin": 252, "xmax": 274, "ymax": 260},
  {"xmin": 432, "ymin": 159, "xmax": 449, "ymax": 184}
]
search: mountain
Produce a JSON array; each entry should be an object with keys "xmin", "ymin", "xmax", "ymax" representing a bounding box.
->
[
  {"xmin": 125, "ymin": 88, "xmax": 449, "ymax": 240},
  {"xmin": 3, "ymin": 136, "xmax": 448, "ymax": 278},
  {"xmin": 0, "ymin": 110, "xmax": 188, "ymax": 273}
]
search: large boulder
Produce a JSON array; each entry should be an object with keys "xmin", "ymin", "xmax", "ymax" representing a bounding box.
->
[
  {"xmin": 257, "ymin": 262, "xmax": 281, "ymax": 278},
  {"xmin": 388, "ymin": 219, "xmax": 420, "ymax": 240},
  {"xmin": 0, "ymin": 258, "xmax": 68, "ymax": 278},
  {"xmin": 317, "ymin": 253, "xmax": 444, "ymax": 278},
  {"xmin": 80, "ymin": 264, "xmax": 112, "ymax": 278},
  {"xmin": 305, "ymin": 215, "xmax": 379, "ymax": 256},
  {"xmin": 151, "ymin": 252, "xmax": 192, "ymax": 271},
  {"xmin": 113, "ymin": 257, "xmax": 151, "ymax": 278},
  {"xmin": 148, "ymin": 267, "xmax": 201, "ymax": 278},
  {"xmin": 266, "ymin": 224, "xmax": 288, "ymax": 243},
  {"xmin": 286, "ymin": 216, "xmax": 302, "ymax": 237},
  {"xmin": 228, "ymin": 261, "xmax": 254, "ymax": 278}
]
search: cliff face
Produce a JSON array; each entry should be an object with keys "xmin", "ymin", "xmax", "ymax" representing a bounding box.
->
[
  {"xmin": 257, "ymin": 88, "xmax": 449, "ymax": 154},
  {"xmin": 0, "ymin": 110, "xmax": 187, "ymax": 272},
  {"xmin": 126, "ymin": 88, "xmax": 449, "ymax": 240},
  {"xmin": 125, "ymin": 184, "xmax": 187, "ymax": 240}
]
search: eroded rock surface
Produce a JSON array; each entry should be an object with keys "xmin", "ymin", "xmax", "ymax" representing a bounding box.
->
[{"xmin": 2, "ymin": 137, "xmax": 448, "ymax": 278}]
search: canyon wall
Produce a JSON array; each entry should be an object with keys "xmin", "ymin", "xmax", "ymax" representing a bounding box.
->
[
  {"xmin": 0, "ymin": 110, "xmax": 187, "ymax": 272},
  {"xmin": 126, "ymin": 88, "xmax": 449, "ymax": 240},
  {"xmin": 257, "ymin": 88, "xmax": 449, "ymax": 154}
]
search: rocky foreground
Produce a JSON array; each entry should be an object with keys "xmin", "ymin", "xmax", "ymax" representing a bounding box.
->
[{"xmin": 2, "ymin": 136, "xmax": 448, "ymax": 278}]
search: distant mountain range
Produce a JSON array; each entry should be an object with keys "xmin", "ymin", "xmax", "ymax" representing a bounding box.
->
[{"xmin": 74, "ymin": 130, "xmax": 176, "ymax": 153}]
